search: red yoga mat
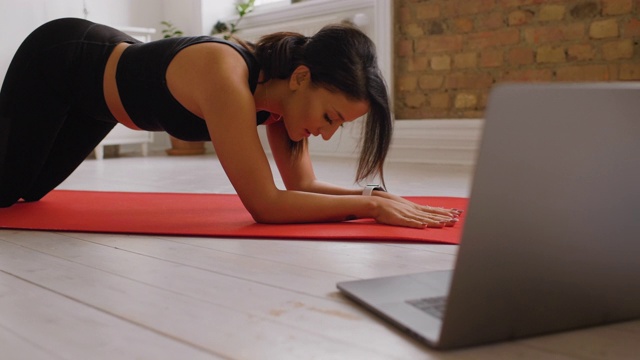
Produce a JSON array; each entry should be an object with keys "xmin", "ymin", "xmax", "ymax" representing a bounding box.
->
[{"xmin": 0, "ymin": 190, "xmax": 467, "ymax": 244}]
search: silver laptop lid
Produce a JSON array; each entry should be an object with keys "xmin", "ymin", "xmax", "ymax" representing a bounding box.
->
[{"xmin": 439, "ymin": 82, "xmax": 640, "ymax": 348}]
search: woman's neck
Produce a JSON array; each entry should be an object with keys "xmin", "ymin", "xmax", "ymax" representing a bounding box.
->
[{"xmin": 255, "ymin": 78, "xmax": 286, "ymax": 115}]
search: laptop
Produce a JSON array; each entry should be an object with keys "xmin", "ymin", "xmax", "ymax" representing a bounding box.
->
[{"xmin": 337, "ymin": 82, "xmax": 640, "ymax": 349}]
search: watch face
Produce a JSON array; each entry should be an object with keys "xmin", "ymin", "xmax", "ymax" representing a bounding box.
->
[{"xmin": 363, "ymin": 185, "xmax": 384, "ymax": 196}]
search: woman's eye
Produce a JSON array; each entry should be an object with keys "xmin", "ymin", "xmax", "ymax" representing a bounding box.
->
[{"xmin": 324, "ymin": 114, "xmax": 333, "ymax": 125}]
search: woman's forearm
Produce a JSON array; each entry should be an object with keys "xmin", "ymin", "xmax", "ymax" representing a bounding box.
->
[
  {"xmin": 292, "ymin": 179, "xmax": 370, "ymax": 196},
  {"xmin": 247, "ymin": 189, "xmax": 380, "ymax": 224}
]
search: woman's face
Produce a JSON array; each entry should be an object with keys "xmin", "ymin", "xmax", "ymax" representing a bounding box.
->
[{"xmin": 281, "ymin": 67, "xmax": 369, "ymax": 142}]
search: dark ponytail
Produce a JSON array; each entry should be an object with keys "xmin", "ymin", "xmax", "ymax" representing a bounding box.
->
[
  {"xmin": 253, "ymin": 32, "xmax": 309, "ymax": 82},
  {"xmin": 253, "ymin": 25, "xmax": 392, "ymax": 186}
]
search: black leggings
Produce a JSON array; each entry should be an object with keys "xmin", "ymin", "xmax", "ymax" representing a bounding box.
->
[{"xmin": 0, "ymin": 18, "xmax": 139, "ymax": 207}]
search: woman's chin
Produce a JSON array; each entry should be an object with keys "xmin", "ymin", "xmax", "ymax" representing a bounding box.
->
[{"xmin": 288, "ymin": 130, "xmax": 308, "ymax": 142}]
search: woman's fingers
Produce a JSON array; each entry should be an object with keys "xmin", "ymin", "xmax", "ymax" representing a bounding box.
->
[
  {"xmin": 421, "ymin": 204, "xmax": 463, "ymax": 218},
  {"xmin": 411, "ymin": 209, "xmax": 458, "ymax": 228},
  {"xmin": 426, "ymin": 212, "xmax": 459, "ymax": 227},
  {"xmin": 375, "ymin": 193, "xmax": 463, "ymax": 221},
  {"xmin": 403, "ymin": 217, "xmax": 428, "ymax": 229},
  {"xmin": 374, "ymin": 197, "xmax": 462, "ymax": 229}
]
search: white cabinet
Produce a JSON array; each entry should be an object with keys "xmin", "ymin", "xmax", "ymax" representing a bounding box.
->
[
  {"xmin": 94, "ymin": 26, "xmax": 156, "ymax": 160},
  {"xmin": 95, "ymin": 123, "xmax": 154, "ymax": 159}
]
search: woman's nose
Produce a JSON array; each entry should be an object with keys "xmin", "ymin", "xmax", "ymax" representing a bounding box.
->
[{"xmin": 320, "ymin": 123, "xmax": 340, "ymax": 140}]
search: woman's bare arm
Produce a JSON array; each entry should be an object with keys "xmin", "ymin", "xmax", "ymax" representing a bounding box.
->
[
  {"xmin": 266, "ymin": 120, "xmax": 362, "ymax": 195},
  {"xmin": 167, "ymin": 43, "xmax": 454, "ymax": 228},
  {"xmin": 267, "ymin": 117, "xmax": 460, "ymax": 224}
]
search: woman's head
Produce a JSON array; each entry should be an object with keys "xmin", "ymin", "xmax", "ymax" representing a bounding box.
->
[{"xmin": 253, "ymin": 24, "xmax": 392, "ymax": 185}]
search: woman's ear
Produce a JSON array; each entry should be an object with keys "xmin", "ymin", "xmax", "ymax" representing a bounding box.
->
[{"xmin": 289, "ymin": 65, "xmax": 310, "ymax": 90}]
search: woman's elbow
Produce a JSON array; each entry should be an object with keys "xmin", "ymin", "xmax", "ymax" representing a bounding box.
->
[
  {"xmin": 245, "ymin": 202, "xmax": 282, "ymax": 224},
  {"xmin": 241, "ymin": 190, "xmax": 295, "ymax": 224},
  {"xmin": 249, "ymin": 211, "xmax": 275, "ymax": 224}
]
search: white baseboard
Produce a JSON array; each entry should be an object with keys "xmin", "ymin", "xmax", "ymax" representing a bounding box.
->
[
  {"xmin": 257, "ymin": 119, "xmax": 484, "ymax": 166},
  {"xmin": 387, "ymin": 119, "xmax": 483, "ymax": 166}
]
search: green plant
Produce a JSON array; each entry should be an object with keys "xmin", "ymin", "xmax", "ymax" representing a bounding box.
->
[
  {"xmin": 211, "ymin": 0, "xmax": 256, "ymax": 39},
  {"xmin": 160, "ymin": 21, "xmax": 184, "ymax": 38}
]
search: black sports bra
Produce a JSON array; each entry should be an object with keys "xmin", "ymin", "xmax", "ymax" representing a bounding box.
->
[{"xmin": 116, "ymin": 36, "xmax": 270, "ymax": 141}]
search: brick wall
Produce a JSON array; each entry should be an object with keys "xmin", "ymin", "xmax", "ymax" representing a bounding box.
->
[{"xmin": 394, "ymin": 0, "xmax": 640, "ymax": 119}]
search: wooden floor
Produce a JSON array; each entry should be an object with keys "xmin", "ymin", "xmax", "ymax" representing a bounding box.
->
[{"xmin": 1, "ymin": 153, "xmax": 638, "ymax": 359}]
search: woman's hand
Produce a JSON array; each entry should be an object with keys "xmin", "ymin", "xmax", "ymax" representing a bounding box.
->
[{"xmin": 372, "ymin": 191, "xmax": 462, "ymax": 229}]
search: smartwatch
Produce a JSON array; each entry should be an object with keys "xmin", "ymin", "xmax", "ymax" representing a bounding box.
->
[{"xmin": 363, "ymin": 184, "xmax": 386, "ymax": 196}]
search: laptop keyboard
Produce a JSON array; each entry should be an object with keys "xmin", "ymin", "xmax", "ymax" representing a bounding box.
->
[{"xmin": 406, "ymin": 296, "xmax": 448, "ymax": 319}]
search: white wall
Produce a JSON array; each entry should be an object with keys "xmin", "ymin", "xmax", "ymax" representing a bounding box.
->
[
  {"xmin": 0, "ymin": 0, "xmax": 254, "ymax": 154},
  {"xmin": 0, "ymin": 0, "xmax": 241, "ymax": 84},
  {"xmin": 0, "ymin": 0, "xmax": 169, "ymax": 83},
  {"xmin": 199, "ymin": 0, "xmax": 237, "ymax": 35}
]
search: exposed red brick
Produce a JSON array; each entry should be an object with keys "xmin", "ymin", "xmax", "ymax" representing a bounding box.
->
[
  {"xmin": 602, "ymin": 0, "xmax": 633, "ymax": 15},
  {"xmin": 431, "ymin": 55, "xmax": 452, "ymax": 71},
  {"xmin": 508, "ymin": 10, "xmax": 534, "ymax": 26},
  {"xmin": 608, "ymin": 64, "xmax": 619, "ymax": 79},
  {"xmin": 499, "ymin": 0, "xmax": 549, "ymax": 9},
  {"xmin": 537, "ymin": 4, "xmax": 566, "ymax": 22},
  {"xmin": 398, "ymin": 6, "xmax": 412, "ymax": 23},
  {"xmin": 454, "ymin": 52, "xmax": 479, "ymax": 69},
  {"xmin": 419, "ymin": 75, "xmax": 445, "ymax": 90},
  {"xmin": 401, "ymin": 23, "xmax": 425, "ymax": 37},
  {"xmin": 624, "ymin": 18, "xmax": 640, "ymax": 37},
  {"xmin": 397, "ymin": 39, "xmax": 413, "ymax": 57},
  {"xmin": 454, "ymin": 93, "xmax": 479, "ymax": 109},
  {"xmin": 620, "ymin": 63, "xmax": 640, "ymax": 80},
  {"xmin": 480, "ymin": 49, "xmax": 504, "ymax": 67},
  {"xmin": 503, "ymin": 69, "xmax": 553, "ymax": 82},
  {"xmin": 477, "ymin": 12, "xmax": 506, "ymax": 30},
  {"xmin": 508, "ymin": 47, "xmax": 535, "ymax": 65},
  {"xmin": 397, "ymin": 76, "xmax": 418, "ymax": 92},
  {"xmin": 567, "ymin": 44, "xmax": 596, "ymax": 61},
  {"xmin": 445, "ymin": 73, "xmax": 494, "ymax": 89},
  {"xmin": 407, "ymin": 56, "xmax": 429, "ymax": 71},
  {"xmin": 467, "ymin": 28, "xmax": 520, "ymax": 49},
  {"xmin": 430, "ymin": 93, "xmax": 451, "ymax": 109},
  {"xmin": 524, "ymin": 23, "xmax": 585, "ymax": 44},
  {"xmin": 602, "ymin": 39, "xmax": 634, "ymax": 60},
  {"xmin": 416, "ymin": 3, "xmax": 441, "ymax": 20},
  {"xmin": 416, "ymin": 35, "xmax": 464, "ymax": 53},
  {"xmin": 442, "ymin": 0, "xmax": 497, "ymax": 17},
  {"xmin": 393, "ymin": 0, "xmax": 638, "ymax": 119},
  {"xmin": 452, "ymin": 18, "xmax": 475, "ymax": 33},
  {"xmin": 589, "ymin": 18, "xmax": 620, "ymax": 39},
  {"xmin": 556, "ymin": 65, "xmax": 611, "ymax": 81},
  {"xmin": 536, "ymin": 45, "xmax": 567, "ymax": 63},
  {"xmin": 569, "ymin": 1, "xmax": 600, "ymax": 19},
  {"xmin": 404, "ymin": 93, "xmax": 428, "ymax": 108}
]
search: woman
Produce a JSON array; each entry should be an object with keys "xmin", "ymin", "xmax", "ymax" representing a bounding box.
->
[{"xmin": 0, "ymin": 18, "xmax": 460, "ymax": 228}]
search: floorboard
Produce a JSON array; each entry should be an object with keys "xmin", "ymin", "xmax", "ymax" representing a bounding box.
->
[
  {"xmin": 0, "ymin": 264, "xmax": 220, "ymax": 360},
  {"xmin": 1, "ymin": 154, "xmax": 638, "ymax": 359}
]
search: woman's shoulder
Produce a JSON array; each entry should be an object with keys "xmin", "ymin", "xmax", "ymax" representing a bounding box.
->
[
  {"xmin": 177, "ymin": 41, "xmax": 250, "ymax": 82},
  {"xmin": 169, "ymin": 37, "xmax": 260, "ymax": 92},
  {"xmin": 165, "ymin": 39, "xmax": 254, "ymax": 119}
]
